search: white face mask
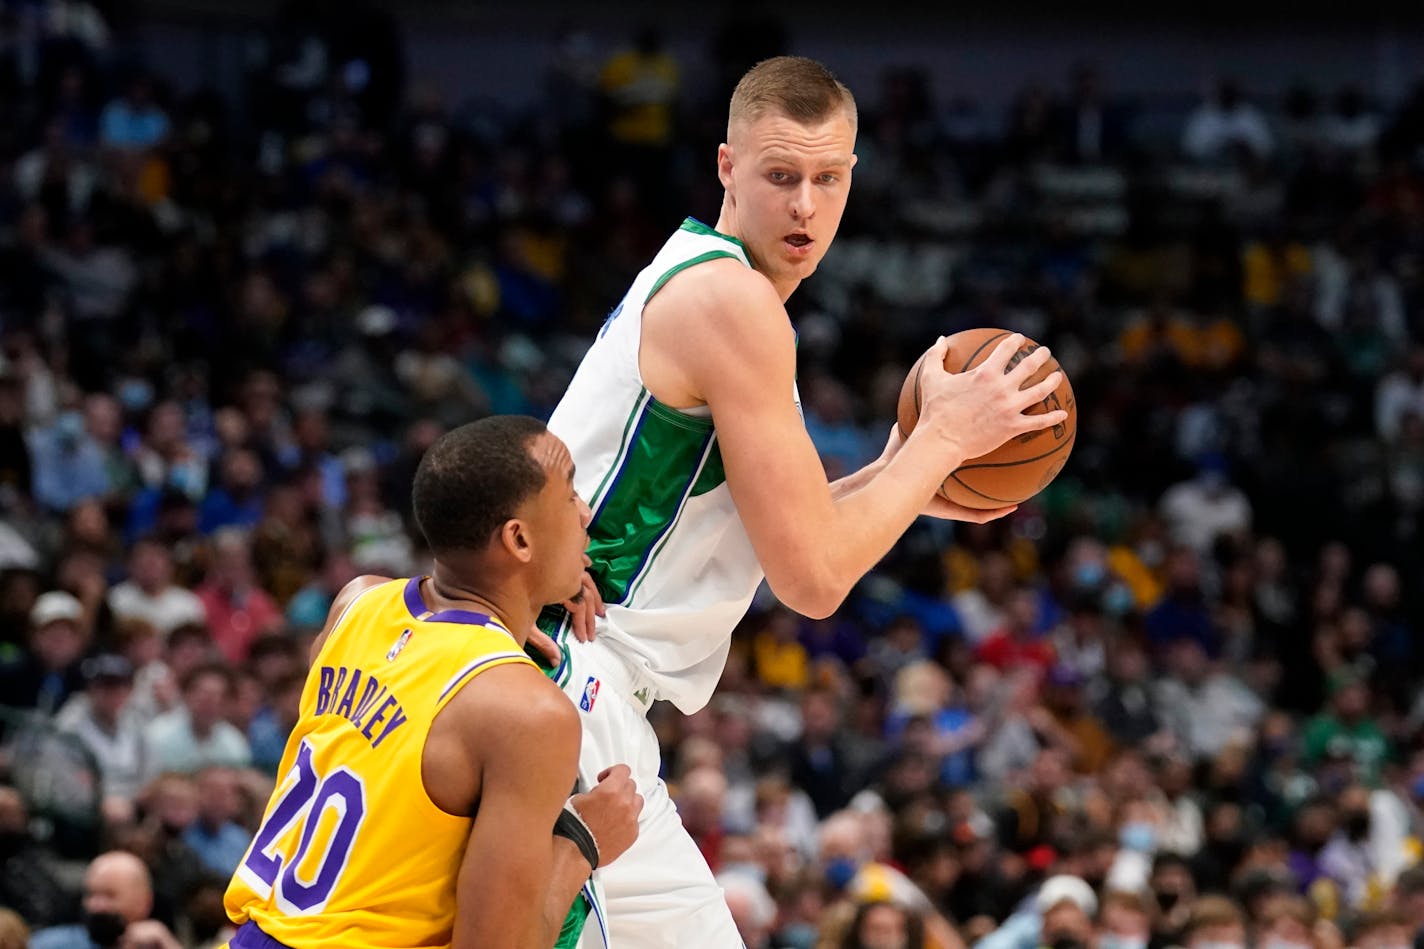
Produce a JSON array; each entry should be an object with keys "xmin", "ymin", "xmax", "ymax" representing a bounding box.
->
[{"xmin": 1098, "ymin": 935, "xmax": 1147, "ymax": 949}]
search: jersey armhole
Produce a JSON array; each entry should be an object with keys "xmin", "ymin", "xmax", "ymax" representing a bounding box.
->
[
  {"xmin": 312, "ymin": 581, "xmax": 393, "ymax": 666},
  {"xmin": 643, "ymin": 250, "xmax": 741, "ymax": 306}
]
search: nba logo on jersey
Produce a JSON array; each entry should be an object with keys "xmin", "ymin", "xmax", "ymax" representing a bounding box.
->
[
  {"xmin": 579, "ymin": 676, "xmax": 600, "ymax": 712},
  {"xmin": 386, "ymin": 628, "xmax": 413, "ymax": 661}
]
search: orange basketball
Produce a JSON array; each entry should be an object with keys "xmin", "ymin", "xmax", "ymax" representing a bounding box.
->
[{"xmin": 897, "ymin": 327, "xmax": 1077, "ymax": 510}]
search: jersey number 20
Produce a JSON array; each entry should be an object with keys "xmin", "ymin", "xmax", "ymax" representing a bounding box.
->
[{"xmin": 238, "ymin": 740, "xmax": 367, "ymax": 914}]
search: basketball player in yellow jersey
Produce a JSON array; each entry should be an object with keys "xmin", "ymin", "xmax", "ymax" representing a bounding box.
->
[{"xmin": 222, "ymin": 416, "xmax": 642, "ymax": 949}]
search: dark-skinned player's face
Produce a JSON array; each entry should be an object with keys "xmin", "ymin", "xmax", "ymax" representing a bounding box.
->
[{"xmin": 521, "ymin": 432, "xmax": 592, "ymax": 604}]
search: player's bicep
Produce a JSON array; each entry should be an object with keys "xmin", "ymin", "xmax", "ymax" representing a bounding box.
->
[
  {"xmin": 672, "ymin": 275, "xmax": 837, "ymax": 592},
  {"xmin": 451, "ymin": 684, "xmax": 580, "ymax": 949}
]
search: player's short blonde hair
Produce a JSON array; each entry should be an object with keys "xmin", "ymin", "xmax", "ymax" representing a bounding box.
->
[{"xmin": 728, "ymin": 55, "xmax": 857, "ymax": 139}]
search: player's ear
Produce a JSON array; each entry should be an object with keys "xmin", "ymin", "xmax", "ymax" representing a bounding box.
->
[
  {"xmin": 500, "ymin": 518, "xmax": 534, "ymax": 564},
  {"xmin": 717, "ymin": 143, "xmax": 734, "ymax": 192}
]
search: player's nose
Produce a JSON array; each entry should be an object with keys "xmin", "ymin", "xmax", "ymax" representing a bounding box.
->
[
  {"xmin": 791, "ymin": 181, "xmax": 816, "ymax": 221},
  {"xmin": 576, "ymin": 493, "xmax": 592, "ymax": 526}
]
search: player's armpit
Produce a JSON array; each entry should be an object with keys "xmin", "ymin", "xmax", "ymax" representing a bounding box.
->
[
  {"xmin": 644, "ymin": 265, "xmax": 956, "ymax": 619},
  {"xmin": 449, "ymin": 675, "xmax": 584, "ymax": 949}
]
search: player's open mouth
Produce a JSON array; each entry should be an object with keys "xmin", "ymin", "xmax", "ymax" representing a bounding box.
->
[{"xmin": 784, "ymin": 233, "xmax": 813, "ymax": 255}]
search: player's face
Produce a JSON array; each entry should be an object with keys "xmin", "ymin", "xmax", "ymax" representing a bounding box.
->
[
  {"xmin": 525, "ymin": 432, "xmax": 592, "ymax": 603},
  {"xmin": 721, "ymin": 109, "xmax": 856, "ymax": 291}
]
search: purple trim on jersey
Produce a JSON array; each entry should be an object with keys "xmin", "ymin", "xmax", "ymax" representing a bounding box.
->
[
  {"xmin": 438, "ymin": 651, "xmax": 527, "ymax": 703},
  {"xmin": 403, "ymin": 577, "xmax": 504, "ymax": 628},
  {"xmin": 231, "ymin": 920, "xmax": 295, "ymax": 949}
]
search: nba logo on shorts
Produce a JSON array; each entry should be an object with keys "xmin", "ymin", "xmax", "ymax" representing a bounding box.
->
[
  {"xmin": 386, "ymin": 628, "xmax": 413, "ymax": 661},
  {"xmin": 579, "ymin": 676, "xmax": 600, "ymax": 712}
]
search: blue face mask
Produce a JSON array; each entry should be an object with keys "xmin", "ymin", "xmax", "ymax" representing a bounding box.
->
[
  {"xmin": 1119, "ymin": 821, "xmax": 1157, "ymax": 853},
  {"xmin": 1073, "ymin": 562, "xmax": 1106, "ymax": 589},
  {"xmin": 1103, "ymin": 584, "xmax": 1135, "ymax": 617},
  {"xmin": 824, "ymin": 856, "xmax": 858, "ymax": 890}
]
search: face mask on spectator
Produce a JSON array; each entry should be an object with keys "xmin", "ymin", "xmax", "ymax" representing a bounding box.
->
[
  {"xmin": 825, "ymin": 856, "xmax": 859, "ymax": 890},
  {"xmin": 1343, "ymin": 811, "xmax": 1370, "ymax": 840},
  {"xmin": 1119, "ymin": 821, "xmax": 1157, "ymax": 853},
  {"xmin": 84, "ymin": 910, "xmax": 128, "ymax": 947},
  {"xmin": 722, "ymin": 861, "xmax": 767, "ymax": 884},
  {"xmin": 1099, "ymin": 935, "xmax": 1146, "ymax": 949},
  {"xmin": 1044, "ymin": 934, "xmax": 1087, "ymax": 949}
]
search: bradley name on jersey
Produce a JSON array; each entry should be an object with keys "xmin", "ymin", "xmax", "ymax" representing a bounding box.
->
[{"xmin": 313, "ymin": 664, "xmax": 409, "ymax": 749}]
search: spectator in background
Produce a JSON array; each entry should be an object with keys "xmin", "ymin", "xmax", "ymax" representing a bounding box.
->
[
  {"xmin": 1053, "ymin": 63, "xmax": 1132, "ymax": 165},
  {"xmin": 197, "ymin": 448, "xmax": 266, "ymax": 535},
  {"xmin": 1302, "ymin": 669, "xmax": 1391, "ymax": 788},
  {"xmin": 1179, "ymin": 895, "xmax": 1247, "ymax": 949},
  {"xmin": 1182, "ymin": 79, "xmax": 1274, "ymax": 162},
  {"xmin": 29, "ymin": 850, "xmax": 181, "ymax": 949},
  {"xmin": 27, "ymin": 408, "xmax": 110, "ymax": 514},
  {"xmin": 56, "ymin": 653, "xmax": 147, "ymax": 803},
  {"xmin": 1093, "ymin": 889, "xmax": 1152, "ymax": 949},
  {"xmin": 719, "ymin": 870, "xmax": 778, "ymax": 949},
  {"xmin": 195, "ymin": 527, "xmax": 282, "ymax": 663},
  {"xmin": 1153, "ymin": 636, "xmax": 1264, "ymax": 761},
  {"xmin": 180, "ymin": 767, "xmax": 249, "ymax": 878},
  {"xmin": 0, "ymin": 589, "xmax": 89, "ymax": 714},
  {"xmin": 142, "ymin": 663, "xmax": 251, "ymax": 776},
  {"xmin": 840, "ymin": 900, "xmax": 926, "ymax": 949},
  {"xmin": 106, "ymin": 536, "xmax": 205, "ymax": 638},
  {"xmin": 98, "ymin": 74, "xmax": 170, "ymax": 153},
  {"xmin": 1375, "ymin": 347, "xmax": 1424, "ymax": 444}
]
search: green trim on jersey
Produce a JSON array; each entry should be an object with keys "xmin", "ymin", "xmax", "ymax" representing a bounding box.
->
[
  {"xmin": 586, "ymin": 395, "xmax": 720, "ymax": 605},
  {"xmin": 553, "ymin": 892, "xmax": 591, "ymax": 949},
  {"xmin": 532, "ymin": 608, "xmax": 574, "ymax": 687},
  {"xmin": 690, "ymin": 440, "xmax": 726, "ymax": 498},
  {"xmin": 645, "ymin": 250, "xmax": 740, "ymax": 304},
  {"xmin": 679, "ymin": 217, "xmax": 747, "ymax": 251}
]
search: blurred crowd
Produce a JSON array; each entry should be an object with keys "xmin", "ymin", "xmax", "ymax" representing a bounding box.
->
[{"xmin": 1, "ymin": 1, "xmax": 1424, "ymax": 948}]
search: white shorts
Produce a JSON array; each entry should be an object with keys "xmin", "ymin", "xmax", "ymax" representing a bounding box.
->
[{"xmin": 555, "ymin": 638, "xmax": 743, "ymax": 949}]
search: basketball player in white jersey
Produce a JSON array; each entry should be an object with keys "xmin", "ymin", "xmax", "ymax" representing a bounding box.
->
[{"xmin": 539, "ymin": 55, "xmax": 1067, "ymax": 947}]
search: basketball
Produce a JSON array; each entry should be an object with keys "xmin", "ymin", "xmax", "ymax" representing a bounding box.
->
[{"xmin": 897, "ymin": 327, "xmax": 1077, "ymax": 510}]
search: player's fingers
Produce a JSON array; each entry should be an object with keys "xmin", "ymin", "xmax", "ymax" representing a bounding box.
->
[
  {"xmin": 597, "ymin": 763, "xmax": 632, "ymax": 784},
  {"xmin": 960, "ymin": 504, "xmax": 1019, "ymax": 523},
  {"xmin": 584, "ymin": 572, "xmax": 606, "ymax": 618},
  {"xmin": 984, "ymin": 333, "xmax": 1027, "ymax": 372},
  {"xmin": 1016, "ymin": 408, "xmax": 1069, "ymax": 435},
  {"xmin": 526, "ymin": 625, "xmax": 561, "ymax": 666},
  {"xmin": 1015, "ymin": 370, "xmax": 1064, "ymax": 407},
  {"xmin": 632, "ymin": 792, "xmax": 644, "ymax": 817},
  {"xmin": 1005, "ymin": 343, "xmax": 1055, "ymax": 381}
]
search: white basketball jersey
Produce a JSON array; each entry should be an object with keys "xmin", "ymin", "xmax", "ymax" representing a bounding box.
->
[{"xmin": 546, "ymin": 218, "xmax": 792, "ymax": 714}]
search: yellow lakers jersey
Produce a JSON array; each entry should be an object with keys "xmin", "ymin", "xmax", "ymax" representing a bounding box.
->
[{"xmin": 224, "ymin": 577, "xmax": 535, "ymax": 949}]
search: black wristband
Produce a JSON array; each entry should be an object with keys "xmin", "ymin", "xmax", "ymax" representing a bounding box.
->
[{"xmin": 554, "ymin": 805, "xmax": 600, "ymax": 871}]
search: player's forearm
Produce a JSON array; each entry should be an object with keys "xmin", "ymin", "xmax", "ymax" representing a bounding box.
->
[
  {"xmin": 828, "ymin": 455, "xmax": 887, "ymax": 499},
  {"xmin": 540, "ymin": 838, "xmax": 597, "ymax": 946},
  {"xmin": 785, "ymin": 432, "xmax": 965, "ymax": 616}
]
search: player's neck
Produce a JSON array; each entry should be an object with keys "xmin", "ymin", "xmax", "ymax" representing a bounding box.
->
[
  {"xmin": 423, "ymin": 567, "xmax": 533, "ymax": 645},
  {"xmin": 714, "ymin": 201, "xmax": 801, "ymax": 304}
]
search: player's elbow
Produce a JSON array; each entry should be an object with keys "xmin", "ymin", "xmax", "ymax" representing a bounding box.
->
[{"xmin": 765, "ymin": 566, "xmax": 849, "ymax": 620}]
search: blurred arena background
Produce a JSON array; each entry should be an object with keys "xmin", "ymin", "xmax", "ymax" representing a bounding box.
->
[{"xmin": 2, "ymin": 1, "xmax": 1424, "ymax": 947}]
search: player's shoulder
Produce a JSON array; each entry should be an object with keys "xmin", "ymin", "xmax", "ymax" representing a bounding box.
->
[
  {"xmin": 442, "ymin": 662, "xmax": 578, "ymax": 745},
  {"xmin": 653, "ymin": 257, "xmax": 787, "ymax": 335}
]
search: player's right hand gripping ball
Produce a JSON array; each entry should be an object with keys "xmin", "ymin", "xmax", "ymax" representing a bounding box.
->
[{"xmin": 897, "ymin": 327, "xmax": 1077, "ymax": 510}]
